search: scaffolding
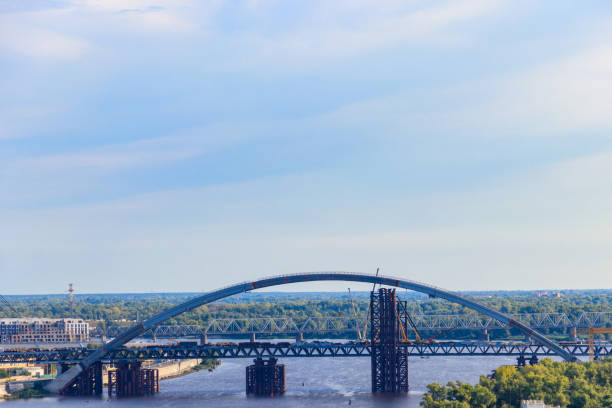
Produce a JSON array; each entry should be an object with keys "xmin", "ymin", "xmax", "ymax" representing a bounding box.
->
[
  {"xmin": 246, "ymin": 358, "xmax": 286, "ymax": 396},
  {"xmin": 60, "ymin": 362, "xmax": 103, "ymax": 396},
  {"xmin": 370, "ymin": 288, "xmax": 409, "ymax": 393},
  {"xmin": 107, "ymin": 362, "xmax": 159, "ymax": 397}
]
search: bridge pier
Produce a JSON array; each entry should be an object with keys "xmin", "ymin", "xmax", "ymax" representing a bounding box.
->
[
  {"xmin": 60, "ymin": 362, "xmax": 103, "ymax": 396},
  {"xmin": 296, "ymin": 332, "xmax": 304, "ymax": 343},
  {"xmin": 200, "ymin": 333, "xmax": 208, "ymax": 345},
  {"xmin": 516, "ymin": 355, "xmax": 539, "ymax": 368},
  {"xmin": 570, "ymin": 327, "xmax": 577, "ymax": 341},
  {"xmin": 370, "ymin": 288, "xmax": 409, "ymax": 393},
  {"xmin": 481, "ymin": 329, "xmax": 490, "ymax": 342},
  {"xmin": 246, "ymin": 358, "xmax": 286, "ymax": 397},
  {"xmin": 250, "ymin": 333, "xmax": 256, "ymax": 343},
  {"xmin": 108, "ymin": 362, "xmax": 159, "ymax": 397}
]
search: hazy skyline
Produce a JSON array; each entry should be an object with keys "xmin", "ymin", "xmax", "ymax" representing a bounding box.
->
[{"xmin": 2, "ymin": 1, "xmax": 612, "ymax": 294}]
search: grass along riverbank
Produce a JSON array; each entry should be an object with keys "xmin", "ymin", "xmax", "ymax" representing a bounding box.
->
[{"xmin": 2, "ymin": 382, "xmax": 51, "ymax": 400}]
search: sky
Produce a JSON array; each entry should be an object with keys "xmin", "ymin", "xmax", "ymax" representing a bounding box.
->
[{"xmin": 1, "ymin": 0, "xmax": 612, "ymax": 294}]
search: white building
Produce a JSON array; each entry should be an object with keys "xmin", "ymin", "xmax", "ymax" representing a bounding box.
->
[
  {"xmin": 0, "ymin": 318, "xmax": 89, "ymax": 343},
  {"xmin": 522, "ymin": 400, "xmax": 560, "ymax": 408}
]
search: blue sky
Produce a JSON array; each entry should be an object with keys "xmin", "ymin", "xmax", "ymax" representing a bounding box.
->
[{"xmin": 1, "ymin": 0, "xmax": 612, "ymax": 294}]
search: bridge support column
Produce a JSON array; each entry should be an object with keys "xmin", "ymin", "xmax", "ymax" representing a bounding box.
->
[
  {"xmin": 296, "ymin": 332, "xmax": 304, "ymax": 343},
  {"xmin": 481, "ymin": 329, "xmax": 490, "ymax": 342},
  {"xmin": 370, "ymin": 288, "xmax": 409, "ymax": 393},
  {"xmin": 250, "ymin": 333, "xmax": 256, "ymax": 343},
  {"xmin": 246, "ymin": 358, "xmax": 286, "ymax": 397},
  {"xmin": 60, "ymin": 362, "xmax": 103, "ymax": 396},
  {"xmin": 199, "ymin": 333, "xmax": 208, "ymax": 345},
  {"xmin": 108, "ymin": 362, "xmax": 159, "ymax": 398},
  {"xmin": 570, "ymin": 327, "xmax": 577, "ymax": 341}
]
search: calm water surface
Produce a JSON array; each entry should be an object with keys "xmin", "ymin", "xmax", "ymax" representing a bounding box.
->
[{"xmin": 0, "ymin": 355, "xmax": 519, "ymax": 407}]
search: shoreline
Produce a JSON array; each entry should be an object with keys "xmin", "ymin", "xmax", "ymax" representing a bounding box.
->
[
  {"xmin": 157, "ymin": 359, "xmax": 221, "ymax": 381},
  {"xmin": 1, "ymin": 359, "xmax": 220, "ymax": 400}
]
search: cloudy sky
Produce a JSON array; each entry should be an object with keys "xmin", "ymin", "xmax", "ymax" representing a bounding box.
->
[{"xmin": 1, "ymin": 0, "xmax": 612, "ymax": 294}]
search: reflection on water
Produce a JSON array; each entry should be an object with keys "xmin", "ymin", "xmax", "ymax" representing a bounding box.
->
[{"xmin": 1, "ymin": 356, "xmax": 518, "ymax": 407}]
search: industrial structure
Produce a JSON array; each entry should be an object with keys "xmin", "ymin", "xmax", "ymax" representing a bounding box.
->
[
  {"xmin": 245, "ymin": 358, "xmax": 285, "ymax": 396},
  {"xmin": 107, "ymin": 362, "xmax": 159, "ymax": 397},
  {"xmin": 370, "ymin": 288, "xmax": 409, "ymax": 393},
  {"xmin": 572, "ymin": 326, "xmax": 612, "ymax": 360},
  {"xmin": 60, "ymin": 362, "xmax": 103, "ymax": 396},
  {"xmin": 0, "ymin": 318, "xmax": 89, "ymax": 344}
]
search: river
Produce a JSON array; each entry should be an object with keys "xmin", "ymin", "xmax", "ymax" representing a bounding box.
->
[{"xmin": 0, "ymin": 355, "xmax": 522, "ymax": 407}]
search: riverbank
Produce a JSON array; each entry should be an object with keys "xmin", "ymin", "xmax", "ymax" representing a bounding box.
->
[
  {"xmin": 1, "ymin": 381, "xmax": 51, "ymax": 400},
  {"xmin": 1, "ymin": 359, "xmax": 220, "ymax": 400},
  {"xmin": 156, "ymin": 359, "xmax": 220, "ymax": 381}
]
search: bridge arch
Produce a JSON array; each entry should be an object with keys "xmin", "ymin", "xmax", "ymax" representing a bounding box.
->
[{"xmin": 48, "ymin": 271, "xmax": 576, "ymax": 392}]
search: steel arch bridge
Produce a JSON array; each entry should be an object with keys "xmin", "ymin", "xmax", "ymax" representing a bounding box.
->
[{"xmin": 47, "ymin": 272, "xmax": 579, "ymax": 393}]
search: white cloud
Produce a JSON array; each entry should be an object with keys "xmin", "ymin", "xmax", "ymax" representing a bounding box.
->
[
  {"xmin": 433, "ymin": 45, "xmax": 612, "ymax": 138},
  {"xmin": 0, "ymin": 20, "xmax": 89, "ymax": 61},
  {"xmin": 69, "ymin": 0, "xmax": 218, "ymax": 35},
  {"xmin": 316, "ymin": 43, "xmax": 612, "ymax": 140},
  {"xmin": 242, "ymin": 0, "xmax": 505, "ymax": 66}
]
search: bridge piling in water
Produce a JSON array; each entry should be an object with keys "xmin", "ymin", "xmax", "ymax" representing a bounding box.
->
[
  {"xmin": 60, "ymin": 362, "xmax": 103, "ymax": 396},
  {"xmin": 246, "ymin": 358, "xmax": 286, "ymax": 397},
  {"xmin": 107, "ymin": 362, "xmax": 159, "ymax": 397},
  {"xmin": 370, "ymin": 288, "xmax": 409, "ymax": 393}
]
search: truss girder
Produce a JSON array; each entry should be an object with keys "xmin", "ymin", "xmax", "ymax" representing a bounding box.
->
[
  {"xmin": 93, "ymin": 312, "xmax": 612, "ymax": 338},
  {"xmin": 3, "ymin": 341, "xmax": 611, "ymax": 364}
]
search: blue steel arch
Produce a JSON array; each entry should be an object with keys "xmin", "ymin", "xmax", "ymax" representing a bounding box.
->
[{"xmin": 48, "ymin": 272, "xmax": 576, "ymax": 392}]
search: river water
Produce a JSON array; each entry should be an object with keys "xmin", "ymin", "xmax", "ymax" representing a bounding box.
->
[{"xmin": 0, "ymin": 355, "xmax": 521, "ymax": 407}]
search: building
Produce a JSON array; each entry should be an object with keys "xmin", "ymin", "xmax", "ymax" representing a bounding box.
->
[
  {"xmin": 522, "ymin": 400, "xmax": 560, "ymax": 408},
  {"xmin": 0, "ymin": 318, "xmax": 89, "ymax": 344}
]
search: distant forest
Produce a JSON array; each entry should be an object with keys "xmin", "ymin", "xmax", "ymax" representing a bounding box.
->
[{"xmin": 1, "ymin": 290, "xmax": 609, "ymax": 340}]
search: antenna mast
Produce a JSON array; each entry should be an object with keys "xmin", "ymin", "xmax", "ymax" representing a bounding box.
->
[{"xmin": 68, "ymin": 283, "xmax": 74, "ymax": 318}]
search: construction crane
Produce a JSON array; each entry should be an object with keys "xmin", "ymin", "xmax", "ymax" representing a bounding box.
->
[
  {"xmin": 405, "ymin": 311, "xmax": 423, "ymax": 342},
  {"xmin": 575, "ymin": 327, "xmax": 612, "ymax": 360},
  {"xmin": 423, "ymin": 326, "xmax": 457, "ymax": 343},
  {"xmin": 347, "ymin": 288, "xmax": 363, "ymax": 340}
]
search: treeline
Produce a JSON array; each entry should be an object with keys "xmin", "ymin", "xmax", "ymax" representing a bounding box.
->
[
  {"xmin": 0, "ymin": 292, "xmax": 609, "ymax": 334},
  {"xmin": 421, "ymin": 359, "xmax": 612, "ymax": 408}
]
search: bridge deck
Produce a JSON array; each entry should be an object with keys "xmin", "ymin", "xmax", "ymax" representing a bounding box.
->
[{"xmin": 2, "ymin": 341, "xmax": 610, "ymax": 364}]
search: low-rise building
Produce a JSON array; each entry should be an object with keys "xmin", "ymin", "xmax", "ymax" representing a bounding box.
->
[
  {"xmin": 0, "ymin": 318, "xmax": 89, "ymax": 343},
  {"xmin": 522, "ymin": 400, "xmax": 560, "ymax": 408}
]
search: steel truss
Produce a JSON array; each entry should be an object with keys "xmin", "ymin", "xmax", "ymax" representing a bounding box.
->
[
  {"xmin": 1, "ymin": 341, "xmax": 611, "ymax": 364},
  {"xmin": 92, "ymin": 312, "xmax": 612, "ymax": 338},
  {"xmin": 370, "ymin": 288, "xmax": 409, "ymax": 393}
]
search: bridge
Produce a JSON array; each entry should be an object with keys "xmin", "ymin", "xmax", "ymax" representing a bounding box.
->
[
  {"xmin": 93, "ymin": 312, "xmax": 612, "ymax": 338},
  {"xmin": 36, "ymin": 272, "xmax": 611, "ymax": 396},
  {"xmin": 2, "ymin": 341, "xmax": 612, "ymax": 364}
]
